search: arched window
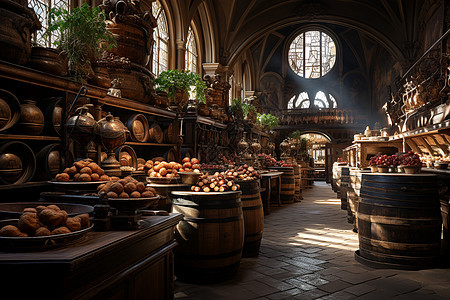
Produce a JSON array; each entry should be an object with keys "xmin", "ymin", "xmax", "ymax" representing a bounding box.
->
[
  {"xmin": 288, "ymin": 30, "xmax": 336, "ymax": 78},
  {"xmin": 152, "ymin": 0, "xmax": 169, "ymax": 75},
  {"xmin": 30, "ymin": 0, "xmax": 70, "ymax": 47},
  {"xmin": 185, "ymin": 26, "xmax": 198, "ymax": 73},
  {"xmin": 288, "ymin": 91, "xmax": 337, "ymax": 109}
]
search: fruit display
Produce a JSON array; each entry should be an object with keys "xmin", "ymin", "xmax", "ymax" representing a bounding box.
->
[
  {"xmin": 190, "ymin": 173, "xmax": 240, "ymax": 192},
  {"xmin": 55, "ymin": 159, "xmax": 116, "ymax": 182},
  {"xmin": 222, "ymin": 164, "xmax": 261, "ymax": 181},
  {"xmin": 200, "ymin": 163, "xmax": 225, "ymax": 172},
  {"xmin": 97, "ymin": 176, "xmax": 157, "ymax": 198},
  {"xmin": 400, "ymin": 151, "xmax": 421, "ymax": 166},
  {"xmin": 370, "ymin": 153, "xmax": 400, "ymax": 167},
  {"xmin": 260, "ymin": 154, "xmax": 292, "ymax": 167},
  {"xmin": 0, "ymin": 205, "xmax": 90, "ymax": 237},
  {"xmin": 142, "ymin": 157, "xmax": 201, "ymax": 177},
  {"xmin": 217, "ymin": 153, "xmax": 236, "ymax": 165}
]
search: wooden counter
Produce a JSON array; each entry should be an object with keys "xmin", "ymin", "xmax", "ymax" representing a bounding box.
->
[{"xmin": 0, "ymin": 213, "xmax": 183, "ymax": 300}]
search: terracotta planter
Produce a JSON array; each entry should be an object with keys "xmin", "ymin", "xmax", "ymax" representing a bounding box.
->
[
  {"xmin": 402, "ymin": 165, "xmax": 421, "ymax": 174},
  {"xmin": 28, "ymin": 47, "xmax": 68, "ymax": 76},
  {"xmin": 105, "ymin": 21, "xmax": 150, "ymax": 66},
  {"xmin": 377, "ymin": 166, "xmax": 389, "ymax": 173},
  {"xmin": 107, "ymin": 65, "xmax": 154, "ymax": 103}
]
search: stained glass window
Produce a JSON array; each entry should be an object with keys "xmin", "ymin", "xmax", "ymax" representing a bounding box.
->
[
  {"xmin": 288, "ymin": 30, "xmax": 336, "ymax": 78},
  {"xmin": 152, "ymin": 0, "xmax": 169, "ymax": 75},
  {"xmin": 185, "ymin": 26, "xmax": 198, "ymax": 73},
  {"xmin": 30, "ymin": 0, "xmax": 70, "ymax": 47},
  {"xmin": 287, "ymin": 91, "xmax": 337, "ymax": 109}
]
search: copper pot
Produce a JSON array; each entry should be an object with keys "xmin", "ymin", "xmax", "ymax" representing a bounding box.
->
[
  {"xmin": 66, "ymin": 105, "xmax": 98, "ymax": 147},
  {"xmin": 16, "ymin": 100, "xmax": 44, "ymax": 135},
  {"xmin": 28, "ymin": 47, "xmax": 68, "ymax": 76},
  {"xmin": 95, "ymin": 113, "xmax": 128, "ymax": 152}
]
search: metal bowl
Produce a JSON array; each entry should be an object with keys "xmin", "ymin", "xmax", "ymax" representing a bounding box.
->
[
  {"xmin": 0, "ymin": 219, "xmax": 93, "ymax": 252},
  {"xmin": 0, "ymin": 202, "xmax": 93, "ymax": 219},
  {"xmin": 178, "ymin": 172, "xmax": 202, "ymax": 185},
  {"xmin": 146, "ymin": 176, "xmax": 180, "ymax": 184},
  {"xmin": 108, "ymin": 195, "xmax": 160, "ymax": 212}
]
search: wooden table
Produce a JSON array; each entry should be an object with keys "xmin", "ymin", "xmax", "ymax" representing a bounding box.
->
[
  {"xmin": 0, "ymin": 214, "xmax": 183, "ymax": 300},
  {"xmin": 261, "ymin": 172, "xmax": 283, "ymax": 215}
]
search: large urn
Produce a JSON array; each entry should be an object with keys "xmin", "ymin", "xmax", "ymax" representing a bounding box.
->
[
  {"xmin": 280, "ymin": 139, "xmax": 290, "ymax": 159},
  {"xmin": 95, "ymin": 113, "xmax": 128, "ymax": 177},
  {"xmin": 65, "ymin": 104, "xmax": 97, "ymax": 159}
]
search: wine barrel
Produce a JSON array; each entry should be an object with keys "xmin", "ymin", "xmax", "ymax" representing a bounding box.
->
[
  {"xmin": 441, "ymin": 197, "xmax": 450, "ymax": 254},
  {"xmin": 356, "ymin": 173, "xmax": 441, "ymax": 269},
  {"xmin": 171, "ymin": 191, "xmax": 244, "ymax": 283},
  {"xmin": 0, "ymin": 141, "xmax": 35, "ymax": 184},
  {"xmin": 332, "ymin": 162, "xmax": 346, "ymax": 194},
  {"xmin": 0, "ymin": 89, "xmax": 20, "ymax": 132},
  {"xmin": 148, "ymin": 123, "xmax": 163, "ymax": 143},
  {"xmin": 236, "ymin": 180, "xmax": 264, "ymax": 257},
  {"xmin": 164, "ymin": 147, "xmax": 177, "ymax": 162},
  {"xmin": 340, "ymin": 167, "xmax": 349, "ymax": 210},
  {"xmin": 115, "ymin": 145, "xmax": 137, "ymax": 169},
  {"xmin": 34, "ymin": 143, "xmax": 65, "ymax": 181},
  {"xmin": 147, "ymin": 183, "xmax": 190, "ymax": 211},
  {"xmin": 293, "ymin": 165, "xmax": 302, "ymax": 202},
  {"xmin": 125, "ymin": 114, "xmax": 149, "ymax": 142},
  {"xmin": 43, "ymin": 97, "xmax": 63, "ymax": 136},
  {"xmin": 269, "ymin": 167, "xmax": 295, "ymax": 204},
  {"xmin": 163, "ymin": 122, "xmax": 177, "ymax": 144}
]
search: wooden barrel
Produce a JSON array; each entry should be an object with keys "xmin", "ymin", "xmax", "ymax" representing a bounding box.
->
[
  {"xmin": 293, "ymin": 165, "xmax": 302, "ymax": 202},
  {"xmin": 43, "ymin": 97, "xmax": 62, "ymax": 136},
  {"xmin": 236, "ymin": 180, "xmax": 264, "ymax": 257},
  {"xmin": 34, "ymin": 143, "xmax": 64, "ymax": 181},
  {"xmin": 332, "ymin": 162, "xmax": 346, "ymax": 194},
  {"xmin": 269, "ymin": 167, "xmax": 295, "ymax": 204},
  {"xmin": 347, "ymin": 169, "xmax": 368, "ymax": 231},
  {"xmin": 163, "ymin": 122, "xmax": 177, "ymax": 144},
  {"xmin": 340, "ymin": 167, "xmax": 349, "ymax": 210},
  {"xmin": 0, "ymin": 141, "xmax": 35, "ymax": 184},
  {"xmin": 147, "ymin": 183, "xmax": 190, "ymax": 211},
  {"xmin": 148, "ymin": 123, "xmax": 163, "ymax": 143},
  {"xmin": 125, "ymin": 113, "xmax": 149, "ymax": 142},
  {"xmin": 356, "ymin": 173, "xmax": 441, "ymax": 269},
  {"xmin": 115, "ymin": 145, "xmax": 137, "ymax": 169},
  {"xmin": 171, "ymin": 191, "xmax": 244, "ymax": 283},
  {"xmin": 441, "ymin": 197, "xmax": 450, "ymax": 255},
  {"xmin": 164, "ymin": 147, "xmax": 177, "ymax": 162}
]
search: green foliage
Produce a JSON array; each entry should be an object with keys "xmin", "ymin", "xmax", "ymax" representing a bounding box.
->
[
  {"xmin": 154, "ymin": 69, "xmax": 206, "ymax": 103},
  {"xmin": 230, "ymin": 98, "xmax": 256, "ymax": 119},
  {"xmin": 257, "ymin": 113, "xmax": 278, "ymax": 129},
  {"xmin": 47, "ymin": 3, "xmax": 116, "ymax": 82},
  {"xmin": 290, "ymin": 130, "xmax": 302, "ymax": 139}
]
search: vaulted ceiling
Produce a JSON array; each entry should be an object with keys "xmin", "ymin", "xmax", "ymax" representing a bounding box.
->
[{"xmin": 205, "ymin": 0, "xmax": 442, "ymax": 67}]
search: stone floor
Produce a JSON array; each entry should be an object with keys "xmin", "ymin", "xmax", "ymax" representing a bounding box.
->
[{"xmin": 174, "ymin": 181, "xmax": 450, "ymax": 299}]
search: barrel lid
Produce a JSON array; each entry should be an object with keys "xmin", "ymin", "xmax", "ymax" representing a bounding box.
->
[
  {"xmin": 171, "ymin": 191, "xmax": 242, "ymax": 196},
  {"xmin": 362, "ymin": 173, "xmax": 436, "ymax": 177}
]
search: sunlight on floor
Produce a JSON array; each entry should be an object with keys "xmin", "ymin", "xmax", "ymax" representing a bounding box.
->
[
  {"xmin": 288, "ymin": 228, "xmax": 359, "ymax": 251},
  {"xmin": 313, "ymin": 198, "xmax": 341, "ymax": 205}
]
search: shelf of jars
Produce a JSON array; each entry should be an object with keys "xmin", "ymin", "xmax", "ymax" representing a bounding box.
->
[{"xmin": 0, "ymin": 134, "xmax": 61, "ymax": 141}]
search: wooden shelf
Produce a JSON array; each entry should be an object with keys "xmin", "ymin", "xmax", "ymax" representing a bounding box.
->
[
  {"xmin": 183, "ymin": 113, "xmax": 227, "ymax": 129},
  {"xmin": 125, "ymin": 141, "xmax": 176, "ymax": 147},
  {"xmin": 0, "ymin": 60, "xmax": 176, "ymax": 119},
  {"xmin": 0, "ymin": 181, "xmax": 51, "ymax": 191},
  {"xmin": 0, "ymin": 134, "xmax": 61, "ymax": 141}
]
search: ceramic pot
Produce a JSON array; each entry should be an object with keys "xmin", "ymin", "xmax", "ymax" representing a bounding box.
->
[
  {"xmin": 28, "ymin": 47, "xmax": 68, "ymax": 76},
  {"xmin": 90, "ymin": 66, "xmax": 111, "ymax": 88},
  {"xmin": 16, "ymin": 100, "xmax": 44, "ymax": 135}
]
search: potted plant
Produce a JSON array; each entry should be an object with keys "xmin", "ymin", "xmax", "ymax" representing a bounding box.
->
[
  {"xmin": 154, "ymin": 70, "xmax": 206, "ymax": 107},
  {"xmin": 230, "ymin": 98, "xmax": 245, "ymax": 121},
  {"xmin": 244, "ymin": 103, "xmax": 257, "ymax": 123},
  {"xmin": 46, "ymin": 3, "xmax": 117, "ymax": 82},
  {"xmin": 257, "ymin": 113, "xmax": 279, "ymax": 131}
]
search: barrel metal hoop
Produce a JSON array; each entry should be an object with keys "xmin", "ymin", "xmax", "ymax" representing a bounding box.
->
[{"xmin": 183, "ymin": 215, "xmax": 243, "ymax": 223}]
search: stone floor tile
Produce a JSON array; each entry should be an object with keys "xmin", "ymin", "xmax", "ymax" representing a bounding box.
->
[
  {"xmin": 239, "ymin": 280, "xmax": 281, "ymax": 296},
  {"xmin": 317, "ymin": 280, "xmax": 353, "ymax": 293},
  {"xmin": 284, "ymin": 278, "xmax": 317, "ymax": 291},
  {"xmin": 317, "ymin": 290, "xmax": 358, "ymax": 299},
  {"xmin": 342, "ymin": 283, "xmax": 376, "ymax": 296},
  {"xmin": 292, "ymin": 288, "xmax": 328, "ymax": 300}
]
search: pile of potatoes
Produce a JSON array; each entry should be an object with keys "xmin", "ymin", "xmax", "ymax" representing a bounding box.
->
[
  {"xmin": 191, "ymin": 173, "xmax": 240, "ymax": 192},
  {"xmin": 222, "ymin": 164, "xmax": 261, "ymax": 181},
  {"xmin": 97, "ymin": 176, "xmax": 157, "ymax": 198},
  {"xmin": 179, "ymin": 157, "xmax": 201, "ymax": 173},
  {"xmin": 0, "ymin": 205, "xmax": 90, "ymax": 237},
  {"xmin": 55, "ymin": 159, "xmax": 117, "ymax": 182}
]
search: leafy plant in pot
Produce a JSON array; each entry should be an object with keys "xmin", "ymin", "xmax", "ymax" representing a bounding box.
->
[
  {"xmin": 46, "ymin": 3, "xmax": 117, "ymax": 82},
  {"xmin": 154, "ymin": 70, "xmax": 206, "ymax": 109},
  {"xmin": 257, "ymin": 113, "xmax": 278, "ymax": 131}
]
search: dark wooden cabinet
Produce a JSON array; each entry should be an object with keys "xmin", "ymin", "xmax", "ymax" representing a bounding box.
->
[{"xmin": 0, "ymin": 214, "xmax": 183, "ymax": 300}]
